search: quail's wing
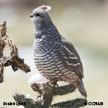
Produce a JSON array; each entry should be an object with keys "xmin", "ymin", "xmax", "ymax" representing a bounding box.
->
[{"xmin": 60, "ymin": 36, "xmax": 84, "ymax": 79}]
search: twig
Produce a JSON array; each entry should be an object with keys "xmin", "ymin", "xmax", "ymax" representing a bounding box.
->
[{"xmin": 0, "ymin": 63, "xmax": 4, "ymax": 83}]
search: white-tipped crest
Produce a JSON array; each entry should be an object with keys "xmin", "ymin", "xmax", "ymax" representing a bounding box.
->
[
  {"xmin": 41, "ymin": 5, "xmax": 51, "ymax": 12},
  {"xmin": 33, "ymin": 5, "xmax": 51, "ymax": 13}
]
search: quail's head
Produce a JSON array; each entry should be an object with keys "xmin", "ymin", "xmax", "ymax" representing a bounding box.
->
[{"xmin": 30, "ymin": 5, "xmax": 52, "ymax": 30}]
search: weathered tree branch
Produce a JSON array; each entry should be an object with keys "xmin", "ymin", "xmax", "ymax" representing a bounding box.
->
[
  {"xmin": 13, "ymin": 82, "xmax": 87, "ymax": 108},
  {"xmin": 52, "ymin": 98, "xmax": 87, "ymax": 108},
  {"xmin": 13, "ymin": 79, "xmax": 87, "ymax": 108},
  {"xmin": 0, "ymin": 21, "xmax": 31, "ymax": 83},
  {"xmin": 13, "ymin": 93, "xmax": 87, "ymax": 108}
]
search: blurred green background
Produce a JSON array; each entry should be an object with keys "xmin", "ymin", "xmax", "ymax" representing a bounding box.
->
[{"xmin": 0, "ymin": 0, "xmax": 108, "ymax": 108}]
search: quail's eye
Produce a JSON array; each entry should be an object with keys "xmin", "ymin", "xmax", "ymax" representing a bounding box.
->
[{"xmin": 35, "ymin": 13, "xmax": 40, "ymax": 17}]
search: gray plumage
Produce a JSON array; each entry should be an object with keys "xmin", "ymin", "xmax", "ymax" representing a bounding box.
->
[{"xmin": 30, "ymin": 5, "xmax": 87, "ymax": 97}]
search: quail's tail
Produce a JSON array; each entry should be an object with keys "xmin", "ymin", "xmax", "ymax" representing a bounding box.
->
[{"xmin": 78, "ymin": 80, "xmax": 87, "ymax": 98}]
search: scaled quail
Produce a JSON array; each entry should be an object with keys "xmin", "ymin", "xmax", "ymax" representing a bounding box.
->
[{"xmin": 30, "ymin": 5, "xmax": 87, "ymax": 97}]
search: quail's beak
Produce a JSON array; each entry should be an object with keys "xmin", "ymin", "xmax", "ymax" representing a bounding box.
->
[{"xmin": 30, "ymin": 13, "xmax": 33, "ymax": 18}]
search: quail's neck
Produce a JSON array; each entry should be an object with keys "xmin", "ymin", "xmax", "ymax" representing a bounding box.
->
[
  {"xmin": 35, "ymin": 24, "xmax": 58, "ymax": 39},
  {"xmin": 35, "ymin": 21, "xmax": 54, "ymax": 31}
]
